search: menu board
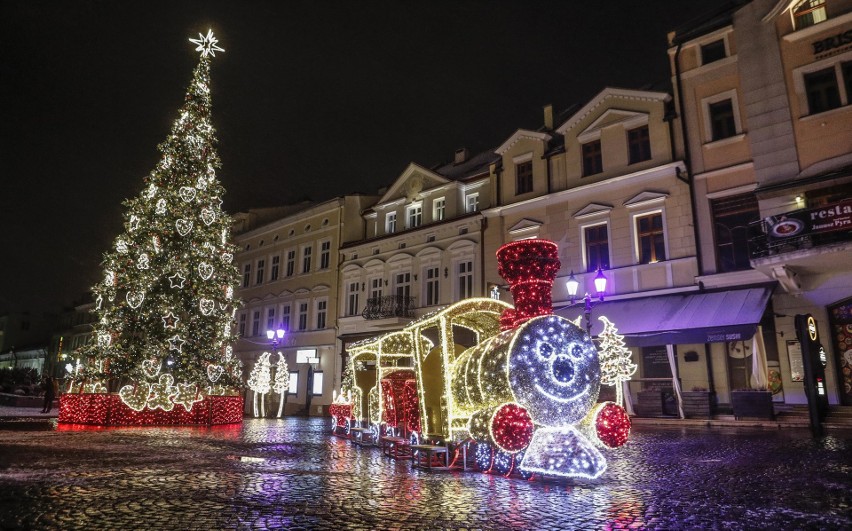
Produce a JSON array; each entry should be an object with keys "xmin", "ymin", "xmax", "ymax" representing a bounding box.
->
[{"xmin": 787, "ymin": 340, "xmax": 804, "ymax": 382}]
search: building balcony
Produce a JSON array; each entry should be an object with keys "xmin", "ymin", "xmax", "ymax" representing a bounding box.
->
[{"xmin": 362, "ymin": 296, "xmax": 416, "ymax": 320}]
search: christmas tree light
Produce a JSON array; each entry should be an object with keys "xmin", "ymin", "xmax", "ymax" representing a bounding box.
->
[
  {"xmin": 68, "ymin": 30, "xmax": 242, "ymax": 422},
  {"xmin": 596, "ymin": 316, "xmax": 637, "ymax": 407}
]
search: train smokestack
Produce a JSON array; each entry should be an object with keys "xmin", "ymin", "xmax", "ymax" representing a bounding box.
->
[{"xmin": 496, "ymin": 239, "xmax": 561, "ymax": 329}]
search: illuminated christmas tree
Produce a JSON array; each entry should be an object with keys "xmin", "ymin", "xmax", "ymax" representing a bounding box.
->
[
  {"xmin": 247, "ymin": 352, "xmax": 272, "ymax": 417},
  {"xmin": 76, "ymin": 30, "xmax": 241, "ymax": 411},
  {"xmin": 272, "ymin": 353, "xmax": 289, "ymax": 418},
  {"xmin": 596, "ymin": 316, "xmax": 637, "ymax": 407}
]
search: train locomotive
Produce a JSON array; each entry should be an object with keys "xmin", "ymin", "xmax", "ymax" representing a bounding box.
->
[{"xmin": 333, "ymin": 239, "xmax": 631, "ymax": 479}]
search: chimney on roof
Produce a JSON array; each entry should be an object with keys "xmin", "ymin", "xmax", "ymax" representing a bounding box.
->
[
  {"xmin": 454, "ymin": 147, "xmax": 469, "ymax": 165},
  {"xmin": 543, "ymin": 104, "xmax": 553, "ymax": 130}
]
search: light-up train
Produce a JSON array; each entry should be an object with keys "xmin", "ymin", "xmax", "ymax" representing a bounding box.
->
[{"xmin": 330, "ymin": 239, "xmax": 631, "ymax": 479}]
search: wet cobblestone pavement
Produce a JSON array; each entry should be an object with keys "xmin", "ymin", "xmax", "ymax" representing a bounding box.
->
[{"xmin": 0, "ymin": 417, "xmax": 849, "ymax": 530}]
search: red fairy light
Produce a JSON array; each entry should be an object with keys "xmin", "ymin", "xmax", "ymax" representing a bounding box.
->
[
  {"xmin": 496, "ymin": 239, "xmax": 560, "ymax": 329},
  {"xmin": 491, "ymin": 403, "xmax": 534, "ymax": 452},
  {"xmin": 595, "ymin": 402, "xmax": 631, "ymax": 448}
]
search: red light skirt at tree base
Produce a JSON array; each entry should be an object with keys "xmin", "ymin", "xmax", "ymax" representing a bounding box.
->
[{"xmin": 58, "ymin": 394, "xmax": 243, "ymax": 426}]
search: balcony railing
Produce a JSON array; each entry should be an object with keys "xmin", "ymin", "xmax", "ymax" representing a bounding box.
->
[{"xmin": 362, "ymin": 295, "xmax": 416, "ymax": 320}]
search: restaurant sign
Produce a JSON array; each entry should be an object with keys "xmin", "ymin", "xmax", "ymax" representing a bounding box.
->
[{"xmin": 765, "ymin": 199, "xmax": 852, "ymax": 239}]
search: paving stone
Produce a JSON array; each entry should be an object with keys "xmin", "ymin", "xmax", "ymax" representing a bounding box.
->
[{"xmin": 0, "ymin": 418, "xmax": 849, "ymax": 529}]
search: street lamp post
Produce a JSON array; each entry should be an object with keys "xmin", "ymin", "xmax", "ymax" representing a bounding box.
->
[
  {"xmin": 566, "ymin": 268, "xmax": 608, "ymax": 336},
  {"xmin": 266, "ymin": 327, "xmax": 286, "ymax": 417}
]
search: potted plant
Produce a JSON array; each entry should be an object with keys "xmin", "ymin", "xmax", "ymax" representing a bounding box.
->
[
  {"xmin": 731, "ymin": 388, "xmax": 774, "ymax": 420},
  {"xmin": 681, "ymin": 387, "xmax": 713, "ymax": 419}
]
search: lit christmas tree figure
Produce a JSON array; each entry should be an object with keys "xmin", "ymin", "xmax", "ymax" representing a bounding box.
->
[
  {"xmin": 272, "ymin": 353, "xmax": 289, "ymax": 418},
  {"xmin": 74, "ymin": 30, "xmax": 241, "ymax": 413},
  {"xmin": 247, "ymin": 352, "xmax": 272, "ymax": 417},
  {"xmin": 596, "ymin": 316, "xmax": 637, "ymax": 407}
]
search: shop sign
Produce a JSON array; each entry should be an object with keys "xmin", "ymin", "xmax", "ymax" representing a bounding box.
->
[
  {"xmin": 764, "ymin": 198, "xmax": 852, "ymax": 240},
  {"xmin": 812, "ymin": 28, "xmax": 852, "ymax": 56}
]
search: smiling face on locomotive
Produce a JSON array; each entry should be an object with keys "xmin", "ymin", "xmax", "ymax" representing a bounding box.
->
[{"xmin": 507, "ymin": 314, "xmax": 601, "ymax": 426}]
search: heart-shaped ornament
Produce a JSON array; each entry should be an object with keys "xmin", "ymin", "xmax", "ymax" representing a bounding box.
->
[
  {"xmin": 207, "ymin": 364, "xmax": 224, "ymax": 382},
  {"xmin": 201, "ymin": 208, "xmax": 216, "ymax": 226},
  {"xmin": 176, "ymin": 219, "xmax": 193, "ymax": 236},
  {"xmin": 199, "ymin": 298, "xmax": 215, "ymax": 315},
  {"xmin": 119, "ymin": 383, "xmax": 151, "ymax": 412},
  {"xmin": 142, "ymin": 359, "xmax": 160, "ymax": 379},
  {"xmin": 221, "ymin": 253, "xmax": 233, "ymax": 264},
  {"xmin": 179, "ymin": 186, "xmax": 197, "ymax": 202},
  {"xmin": 198, "ymin": 262, "xmax": 214, "ymax": 280},
  {"xmin": 126, "ymin": 291, "xmax": 145, "ymax": 309}
]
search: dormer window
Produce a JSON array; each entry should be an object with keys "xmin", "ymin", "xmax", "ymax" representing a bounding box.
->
[
  {"xmin": 582, "ymin": 140, "xmax": 603, "ymax": 176},
  {"xmin": 386, "ymin": 212, "xmax": 397, "ymax": 233},
  {"xmin": 406, "ymin": 203, "xmax": 422, "ymax": 229},
  {"xmin": 516, "ymin": 160, "xmax": 533, "ymax": 194},
  {"xmin": 700, "ymin": 39, "xmax": 726, "ymax": 65},
  {"xmin": 793, "ymin": 0, "xmax": 826, "ymax": 30}
]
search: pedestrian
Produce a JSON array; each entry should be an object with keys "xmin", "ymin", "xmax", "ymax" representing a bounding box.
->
[{"xmin": 41, "ymin": 376, "xmax": 56, "ymax": 413}]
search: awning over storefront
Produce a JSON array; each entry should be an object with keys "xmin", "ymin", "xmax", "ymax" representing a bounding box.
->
[{"xmin": 556, "ymin": 285, "xmax": 774, "ymax": 347}]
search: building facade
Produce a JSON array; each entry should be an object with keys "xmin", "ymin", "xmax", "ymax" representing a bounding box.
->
[
  {"xmin": 669, "ymin": 0, "xmax": 852, "ymax": 408},
  {"xmin": 232, "ymin": 195, "xmax": 376, "ymax": 416},
  {"xmin": 337, "ymin": 150, "xmax": 498, "ymax": 366}
]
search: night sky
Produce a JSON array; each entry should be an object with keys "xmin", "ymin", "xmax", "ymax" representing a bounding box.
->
[{"xmin": 1, "ymin": 0, "xmax": 728, "ymax": 315}]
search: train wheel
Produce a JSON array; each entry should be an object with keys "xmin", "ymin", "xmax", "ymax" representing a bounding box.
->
[
  {"xmin": 492, "ymin": 449, "xmax": 514, "ymax": 476},
  {"xmin": 474, "ymin": 442, "xmax": 495, "ymax": 472},
  {"xmin": 513, "ymin": 449, "xmax": 533, "ymax": 479}
]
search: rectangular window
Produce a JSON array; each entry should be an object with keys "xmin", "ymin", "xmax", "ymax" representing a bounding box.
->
[
  {"xmin": 425, "ymin": 266, "xmax": 440, "ymax": 306},
  {"xmin": 238, "ymin": 313, "xmax": 247, "ymax": 337},
  {"xmin": 516, "ymin": 160, "xmax": 533, "ymax": 195},
  {"xmin": 433, "ymin": 197, "xmax": 446, "ymax": 221},
  {"xmin": 288, "ymin": 372, "xmax": 299, "ymax": 395},
  {"xmin": 281, "ymin": 305, "xmax": 291, "ymax": 331},
  {"xmin": 297, "ymin": 302, "xmax": 308, "ymax": 331},
  {"xmin": 805, "ymin": 68, "xmax": 841, "ymax": 114},
  {"xmin": 252, "ymin": 310, "xmax": 261, "ymax": 336},
  {"xmin": 584, "ymin": 224, "xmax": 610, "ymax": 272},
  {"xmin": 712, "ymin": 194, "xmax": 759, "ymax": 273},
  {"xmin": 286, "ymin": 250, "xmax": 296, "ymax": 277},
  {"xmin": 582, "ymin": 140, "xmax": 603, "ymax": 176},
  {"xmin": 302, "ymin": 246, "xmax": 312, "ymax": 274},
  {"xmin": 266, "ymin": 307, "xmax": 275, "ymax": 332},
  {"xmin": 700, "ymin": 39, "xmax": 726, "ymax": 64},
  {"xmin": 407, "ymin": 204, "xmax": 422, "ymax": 229},
  {"xmin": 270, "ymin": 255, "xmax": 280, "ymax": 281},
  {"xmin": 627, "ymin": 126, "xmax": 651, "ymax": 164},
  {"xmin": 347, "ymin": 282, "xmax": 360, "ymax": 316},
  {"xmin": 395, "ymin": 272, "xmax": 411, "ymax": 300},
  {"xmin": 256, "ymin": 259, "xmax": 265, "ymax": 285},
  {"xmin": 459, "ymin": 261, "xmax": 473, "ymax": 299},
  {"xmin": 320, "ymin": 241, "xmax": 331, "ymax": 269},
  {"xmin": 636, "ymin": 212, "xmax": 666, "ymax": 264},
  {"xmin": 242, "ymin": 264, "xmax": 251, "ymax": 288},
  {"xmin": 466, "ymin": 193, "xmax": 479, "ymax": 212},
  {"xmin": 312, "ymin": 371, "xmax": 324, "ymax": 396},
  {"xmin": 386, "ymin": 212, "xmax": 397, "ymax": 233},
  {"xmin": 709, "ymin": 99, "xmax": 736, "ymax": 141},
  {"xmin": 370, "ymin": 277, "xmax": 383, "ymax": 300},
  {"xmin": 843, "ymin": 62, "xmax": 852, "ymax": 104},
  {"xmin": 316, "ymin": 300, "xmax": 327, "ymax": 330}
]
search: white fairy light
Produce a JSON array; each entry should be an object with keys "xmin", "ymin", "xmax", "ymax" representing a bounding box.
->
[
  {"xmin": 168, "ymin": 272, "xmax": 186, "ymax": 288},
  {"xmin": 189, "ymin": 29, "xmax": 224, "ymax": 58}
]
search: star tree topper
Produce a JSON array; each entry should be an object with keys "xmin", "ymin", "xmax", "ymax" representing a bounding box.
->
[{"xmin": 189, "ymin": 29, "xmax": 224, "ymax": 57}]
